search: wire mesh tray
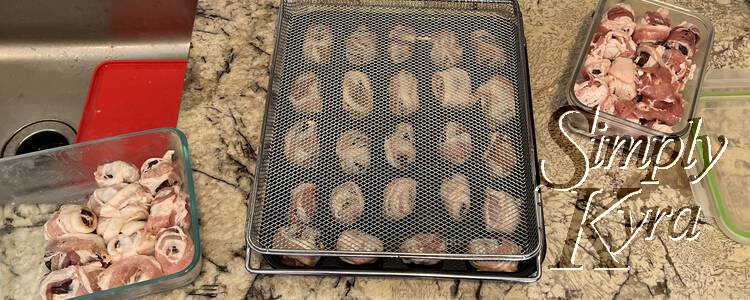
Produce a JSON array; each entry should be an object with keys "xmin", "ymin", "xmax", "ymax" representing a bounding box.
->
[{"xmin": 247, "ymin": 0, "xmax": 542, "ymax": 262}]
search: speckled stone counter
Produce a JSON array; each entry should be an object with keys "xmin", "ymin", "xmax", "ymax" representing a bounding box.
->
[{"xmin": 8, "ymin": 0, "xmax": 750, "ymax": 299}]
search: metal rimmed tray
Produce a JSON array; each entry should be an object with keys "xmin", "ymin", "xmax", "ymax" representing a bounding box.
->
[{"xmin": 246, "ymin": 0, "xmax": 543, "ymax": 267}]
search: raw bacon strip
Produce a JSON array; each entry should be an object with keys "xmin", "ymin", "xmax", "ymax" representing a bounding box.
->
[
  {"xmin": 665, "ymin": 22, "xmax": 701, "ymax": 58},
  {"xmin": 44, "ymin": 233, "xmax": 110, "ymax": 271},
  {"xmin": 598, "ymin": 3, "xmax": 636, "ymax": 36}
]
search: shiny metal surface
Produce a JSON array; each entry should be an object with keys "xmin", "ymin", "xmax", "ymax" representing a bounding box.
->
[
  {"xmin": 0, "ymin": 0, "xmax": 197, "ymax": 157},
  {"xmin": 248, "ymin": 0, "xmax": 542, "ymax": 262}
]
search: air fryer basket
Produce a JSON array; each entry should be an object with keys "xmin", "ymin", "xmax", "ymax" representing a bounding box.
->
[{"xmin": 247, "ymin": 0, "xmax": 542, "ymax": 263}]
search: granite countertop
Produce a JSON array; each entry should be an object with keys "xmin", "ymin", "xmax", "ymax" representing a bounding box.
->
[{"xmin": 168, "ymin": 0, "xmax": 749, "ymax": 299}]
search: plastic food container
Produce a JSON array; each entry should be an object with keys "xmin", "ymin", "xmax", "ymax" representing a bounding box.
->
[
  {"xmin": 0, "ymin": 128, "xmax": 201, "ymax": 299},
  {"xmin": 688, "ymin": 70, "xmax": 750, "ymax": 244},
  {"xmin": 565, "ymin": 0, "xmax": 714, "ymax": 138}
]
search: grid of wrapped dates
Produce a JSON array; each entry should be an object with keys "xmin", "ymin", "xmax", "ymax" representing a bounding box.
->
[
  {"xmin": 269, "ymin": 22, "xmax": 527, "ymax": 273},
  {"xmin": 574, "ymin": 3, "xmax": 702, "ymax": 132},
  {"xmin": 38, "ymin": 151, "xmax": 193, "ymax": 299}
]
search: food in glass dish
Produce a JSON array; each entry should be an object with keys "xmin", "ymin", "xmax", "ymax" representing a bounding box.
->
[
  {"xmin": 283, "ymin": 120, "xmax": 320, "ymax": 168},
  {"xmin": 342, "ymin": 71, "xmax": 374, "ymax": 119},
  {"xmin": 484, "ymin": 133, "xmax": 517, "ymax": 178},
  {"xmin": 439, "ymin": 121, "xmax": 473, "ymax": 164},
  {"xmin": 440, "ymin": 173, "xmax": 471, "ymax": 222},
  {"xmin": 383, "ymin": 177, "xmax": 417, "ymax": 221},
  {"xmin": 575, "ymin": 4, "xmax": 701, "ymax": 132},
  {"xmin": 431, "ymin": 30, "xmax": 463, "ymax": 69},
  {"xmin": 483, "ymin": 188, "xmax": 520, "ymax": 233},
  {"xmin": 289, "ymin": 71, "xmax": 322, "ymax": 113},
  {"xmin": 39, "ymin": 152, "xmax": 193, "ymax": 299},
  {"xmin": 399, "ymin": 233, "xmax": 446, "ymax": 265},
  {"xmin": 330, "ymin": 181, "xmax": 365, "ymax": 225},
  {"xmin": 432, "ymin": 67, "xmax": 475, "ymax": 109},
  {"xmin": 477, "ymin": 75, "xmax": 517, "ymax": 129},
  {"xmin": 467, "ymin": 238, "xmax": 520, "ymax": 272},
  {"xmin": 288, "ymin": 183, "xmax": 318, "ymax": 225},
  {"xmin": 471, "ymin": 30, "xmax": 507, "ymax": 68},
  {"xmin": 389, "ymin": 70, "xmax": 419, "ymax": 116},
  {"xmin": 389, "ymin": 25, "xmax": 417, "ymax": 64},
  {"xmin": 336, "ymin": 130, "xmax": 371, "ymax": 175},
  {"xmin": 336, "ymin": 229, "xmax": 383, "ymax": 265},
  {"xmin": 384, "ymin": 123, "xmax": 417, "ymax": 171},
  {"xmin": 272, "ymin": 224, "xmax": 323, "ymax": 267},
  {"xmin": 303, "ymin": 24, "xmax": 333, "ymax": 64},
  {"xmin": 345, "ymin": 25, "xmax": 377, "ymax": 66}
]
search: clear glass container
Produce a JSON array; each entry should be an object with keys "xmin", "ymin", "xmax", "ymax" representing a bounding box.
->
[
  {"xmin": 0, "ymin": 127, "xmax": 201, "ymax": 299},
  {"xmin": 565, "ymin": 0, "xmax": 715, "ymax": 138},
  {"xmin": 688, "ymin": 70, "xmax": 750, "ymax": 244}
]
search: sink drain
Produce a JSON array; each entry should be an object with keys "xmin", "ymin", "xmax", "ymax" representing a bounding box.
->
[{"xmin": 2, "ymin": 121, "xmax": 76, "ymax": 157}]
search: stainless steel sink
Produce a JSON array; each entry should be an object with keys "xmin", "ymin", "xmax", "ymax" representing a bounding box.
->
[{"xmin": 0, "ymin": 0, "xmax": 197, "ymax": 157}]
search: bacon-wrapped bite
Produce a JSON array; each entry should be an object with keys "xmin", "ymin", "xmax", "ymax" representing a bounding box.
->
[
  {"xmin": 288, "ymin": 183, "xmax": 318, "ymax": 225},
  {"xmin": 384, "ymin": 123, "xmax": 417, "ymax": 171},
  {"xmin": 432, "ymin": 67, "xmax": 475, "ymax": 109},
  {"xmin": 665, "ymin": 22, "xmax": 701, "ymax": 59},
  {"xmin": 574, "ymin": 78, "xmax": 611, "ymax": 109},
  {"xmin": 598, "ymin": 3, "xmax": 636, "ymax": 36},
  {"xmin": 336, "ymin": 130, "xmax": 371, "ymax": 175},
  {"xmin": 607, "ymin": 57, "xmax": 638, "ymax": 101},
  {"xmin": 272, "ymin": 224, "xmax": 323, "ymax": 267},
  {"xmin": 431, "ymin": 30, "xmax": 463, "ymax": 69},
  {"xmin": 330, "ymin": 181, "xmax": 365, "ymax": 225},
  {"xmin": 283, "ymin": 120, "xmax": 320, "ymax": 168},
  {"xmin": 389, "ymin": 25, "xmax": 417, "ymax": 64},
  {"xmin": 341, "ymin": 71, "xmax": 374, "ymax": 119},
  {"xmin": 633, "ymin": 43, "xmax": 666, "ymax": 68},
  {"xmin": 633, "ymin": 8, "xmax": 671, "ymax": 44},
  {"xmin": 336, "ymin": 229, "xmax": 383, "ymax": 265},
  {"xmin": 154, "ymin": 226, "xmax": 195, "ymax": 274},
  {"xmin": 44, "ymin": 233, "xmax": 110, "ymax": 271},
  {"xmin": 582, "ymin": 55, "xmax": 612, "ymax": 80},
  {"xmin": 96, "ymin": 255, "xmax": 163, "ymax": 290},
  {"xmin": 484, "ymin": 133, "xmax": 517, "ymax": 179},
  {"xmin": 483, "ymin": 188, "xmax": 521, "ymax": 233},
  {"xmin": 389, "ymin": 70, "xmax": 419, "ymax": 116},
  {"xmin": 345, "ymin": 26, "xmax": 377, "ymax": 66},
  {"xmin": 106, "ymin": 229, "xmax": 157, "ymax": 261},
  {"xmin": 471, "ymin": 30, "xmax": 506, "ymax": 68},
  {"xmin": 97, "ymin": 205, "xmax": 150, "ymax": 242},
  {"xmin": 303, "ymin": 25, "xmax": 332, "ymax": 64},
  {"xmin": 97, "ymin": 183, "xmax": 153, "ymax": 218},
  {"xmin": 477, "ymin": 75, "xmax": 517, "ymax": 129},
  {"xmin": 383, "ymin": 177, "xmax": 417, "ymax": 221},
  {"xmin": 94, "ymin": 161, "xmax": 139, "ymax": 187},
  {"xmin": 468, "ymin": 238, "xmax": 520, "ymax": 272},
  {"xmin": 145, "ymin": 186, "xmax": 190, "ymax": 234},
  {"xmin": 44, "ymin": 204, "xmax": 98, "ymax": 240},
  {"xmin": 289, "ymin": 71, "xmax": 322, "ymax": 113},
  {"xmin": 139, "ymin": 151, "xmax": 180, "ymax": 195},
  {"xmin": 439, "ymin": 122, "xmax": 473, "ymax": 164},
  {"xmin": 440, "ymin": 173, "xmax": 471, "ymax": 222},
  {"xmin": 399, "ymin": 233, "xmax": 446, "ymax": 265},
  {"xmin": 39, "ymin": 265, "xmax": 100, "ymax": 300},
  {"xmin": 661, "ymin": 48, "xmax": 695, "ymax": 90},
  {"xmin": 591, "ymin": 31, "xmax": 637, "ymax": 60}
]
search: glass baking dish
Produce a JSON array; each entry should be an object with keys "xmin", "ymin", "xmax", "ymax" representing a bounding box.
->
[
  {"xmin": 565, "ymin": 0, "xmax": 714, "ymax": 138},
  {"xmin": 0, "ymin": 128, "xmax": 201, "ymax": 299},
  {"xmin": 688, "ymin": 70, "xmax": 750, "ymax": 244}
]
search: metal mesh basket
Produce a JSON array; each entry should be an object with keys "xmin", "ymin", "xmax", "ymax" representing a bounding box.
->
[{"xmin": 248, "ymin": 0, "xmax": 541, "ymax": 261}]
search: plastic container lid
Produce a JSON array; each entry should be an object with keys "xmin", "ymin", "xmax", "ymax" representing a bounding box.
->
[{"xmin": 691, "ymin": 69, "xmax": 750, "ymax": 244}]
